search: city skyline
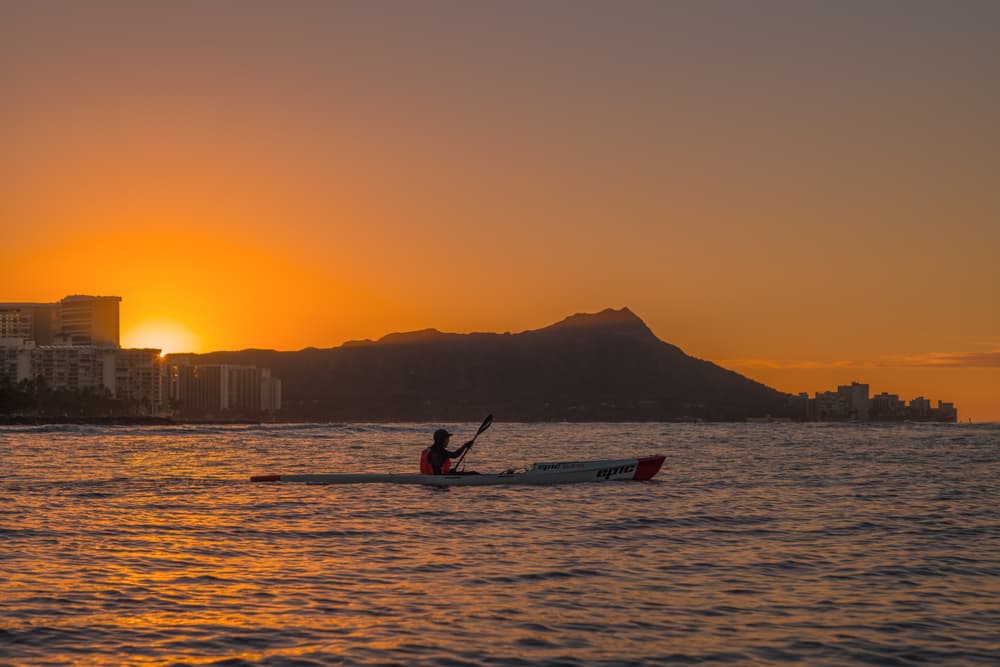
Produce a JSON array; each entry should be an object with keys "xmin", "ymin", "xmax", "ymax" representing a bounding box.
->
[
  {"xmin": 3, "ymin": 3, "xmax": 998, "ymax": 421},
  {"xmin": 2, "ymin": 294, "xmax": 963, "ymax": 422},
  {"xmin": 0, "ymin": 295, "xmax": 281, "ymax": 418}
]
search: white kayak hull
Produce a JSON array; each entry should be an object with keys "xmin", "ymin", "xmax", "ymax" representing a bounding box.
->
[{"xmin": 250, "ymin": 455, "xmax": 665, "ymax": 486}]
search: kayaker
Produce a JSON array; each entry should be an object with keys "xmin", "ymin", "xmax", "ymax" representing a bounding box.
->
[{"xmin": 421, "ymin": 428, "xmax": 474, "ymax": 475}]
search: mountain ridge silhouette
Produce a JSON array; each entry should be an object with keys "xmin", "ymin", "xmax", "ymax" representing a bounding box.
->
[{"xmin": 170, "ymin": 307, "xmax": 792, "ymax": 421}]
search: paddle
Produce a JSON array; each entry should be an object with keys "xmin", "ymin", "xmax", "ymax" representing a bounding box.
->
[{"xmin": 453, "ymin": 413, "xmax": 493, "ymax": 471}]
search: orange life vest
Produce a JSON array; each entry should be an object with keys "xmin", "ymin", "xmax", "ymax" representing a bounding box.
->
[{"xmin": 420, "ymin": 448, "xmax": 451, "ymax": 475}]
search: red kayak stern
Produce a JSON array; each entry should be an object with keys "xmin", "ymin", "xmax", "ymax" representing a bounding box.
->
[{"xmin": 632, "ymin": 455, "xmax": 665, "ymax": 481}]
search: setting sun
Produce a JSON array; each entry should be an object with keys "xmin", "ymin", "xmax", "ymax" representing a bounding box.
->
[{"xmin": 122, "ymin": 319, "xmax": 200, "ymax": 355}]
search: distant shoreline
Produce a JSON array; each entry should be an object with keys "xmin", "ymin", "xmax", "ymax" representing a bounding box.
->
[
  {"xmin": 0, "ymin": 416, "xmax": 236, "ymax": 426},
  {"xmin": 0, "ymin": 416, "xmax": 972, "ymax": 426}
]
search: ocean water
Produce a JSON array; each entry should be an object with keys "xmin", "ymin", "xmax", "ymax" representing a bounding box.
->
[{"xmin": 1, "ymin": 421, "xmax": 998, "ymax": 666}]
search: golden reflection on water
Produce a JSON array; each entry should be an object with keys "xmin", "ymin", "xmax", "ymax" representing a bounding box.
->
[{"xmin": 2, "ymin": 423, "xmax": 998, "ymax": 666}]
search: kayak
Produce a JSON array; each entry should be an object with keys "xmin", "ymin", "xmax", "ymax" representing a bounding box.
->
[{"xmin": 250, "ymin": 455, "xmax": 665, "ymax": 486}]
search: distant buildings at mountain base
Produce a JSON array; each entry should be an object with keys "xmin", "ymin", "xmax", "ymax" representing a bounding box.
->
[
  {"xmin": 164, "ymin": 356, "xmax": 282, "ymax": 417},
  {"xmin": 785, "ymin": 382, "xmax": 957, "ymax": 423}
]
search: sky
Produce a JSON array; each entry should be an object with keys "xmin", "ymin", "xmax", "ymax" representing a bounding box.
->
[{"xmin": 2, "ymin": 1, "xmax": 998, "ymax": 420}]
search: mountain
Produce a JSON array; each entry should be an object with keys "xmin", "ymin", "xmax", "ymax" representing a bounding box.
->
[{"xmin": 172, "ymin": 307, "xmax": 792, "ymax": 421}]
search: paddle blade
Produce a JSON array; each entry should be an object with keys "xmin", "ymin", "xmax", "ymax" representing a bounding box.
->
[{"xmin": 476, "ymin": 414, "xmax": 494, "ymax": 436}]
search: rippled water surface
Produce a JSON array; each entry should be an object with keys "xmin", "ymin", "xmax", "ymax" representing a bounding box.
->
[{"xmin": 2, "ymin": 422, "xmax": 998, "ymax": 666}]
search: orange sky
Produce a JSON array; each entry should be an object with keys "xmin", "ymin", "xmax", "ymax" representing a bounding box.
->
[{"xmin": 2, "ymin": 3, "xmax": 998, "ymax": 420}]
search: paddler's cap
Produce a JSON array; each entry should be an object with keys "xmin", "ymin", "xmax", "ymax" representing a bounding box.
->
[{"xmin": 433, "ymin": 428, "xmax": 453, "ymax": 445}]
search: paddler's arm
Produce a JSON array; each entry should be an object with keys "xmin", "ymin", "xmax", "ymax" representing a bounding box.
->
[{"xmin": 446, "ymin": 441, "xmax": 475, "ymax": 458}]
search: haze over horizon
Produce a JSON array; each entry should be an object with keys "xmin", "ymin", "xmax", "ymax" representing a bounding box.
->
[{"xmin": 3, "ymin": 2, "xmax": 998, "ymax": 420}]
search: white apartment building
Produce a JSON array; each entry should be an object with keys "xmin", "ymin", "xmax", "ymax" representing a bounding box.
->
[
  {"xmin": 260, "ymin": 368, "xmax": 282, "ymax": 412},
  {"xmin": 168, "ymin": 362, "xmax": 282, "ymax": 414},
  {"xmin": 0, "ymin": 339, "xmax": 166, "ymax": 414},
  {"xmin": 14, "ymin": 345, "xmax": 117, "ymax": 393}
]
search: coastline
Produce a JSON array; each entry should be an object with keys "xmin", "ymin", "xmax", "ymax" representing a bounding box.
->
[
  {"xmin": 0, "ymin": 416, "xmax": 251, "ymax": 426},
  {"xmin": 0, "ymin": 416, "xmax": 971, "ymax": 426}
]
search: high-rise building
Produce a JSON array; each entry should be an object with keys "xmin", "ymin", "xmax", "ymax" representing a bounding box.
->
[
  {"xmin": 1, "ymin": 297, "xmax": 120, "ymax": 347},
  {"xmin": 177, "ymin": 364, "xmax": 226, "ymax": 412},
  {"xmin": 908, "ymin": 396, "xmax": 931, "ymax": 418},
  {"xmin": 260, "ymin": 368, "xmax": 282, "ymax": 412},
  {"xmin": 58, "ymin": 295, "xmax": 121, "ymax": 347},
  {"xmin": 227, "ymin": 366, "xmax": 261, "ymax": 411},
  {"xmin": 114, "ymin": 349, "xmax": 163, "ymax": 414},
  {"xmin": 167, "ymin": 361, "xmax": 281, "ymax": 414},
  {"xmin": 871, "ymin": 392, "xmax": 906, "ymax": 419},
  {"xmin": 837, "ymin": 382, "xmax": 870, "ymax": 420},
  {"xmin": 814, "ymin": 390, "xmax": 850, "ymax": 420},
  {"xmin": 933, "ymin": 401, "xmax": 958, "ymax": 423},
  {"xmin": 0, "ymin": 340, "xmax": 34, "ymax": 384},
  {"xmin": 0, "ymin": 305, "xmax": 33, "ymax": 341},
  {"xmin": 26, "ymin": 345, "xmax": 117, "ymax": 393},
  {"xmin": 0, "ymin": 303, "xmax": 59, "ymax": 345},
  {"xmin": 0, "ymin": 341, "xmax": 168, "ymax": 414}
]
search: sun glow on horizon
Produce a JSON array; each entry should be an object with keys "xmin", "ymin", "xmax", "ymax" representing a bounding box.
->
[{"xmin": 122, "ymin": 319, "xmax": 200, "ymax": 356}]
